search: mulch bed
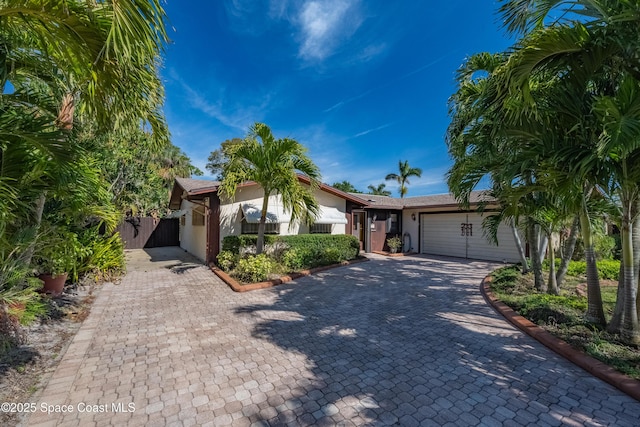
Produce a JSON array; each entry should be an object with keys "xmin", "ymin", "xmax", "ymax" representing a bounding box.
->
[
  {"xmin": 211, "ymin": 257, "xmax": 370, "ymax": 292},
  {"xmin": 0, "ymin": 281, "xmax": 100, "ymax": 426}
]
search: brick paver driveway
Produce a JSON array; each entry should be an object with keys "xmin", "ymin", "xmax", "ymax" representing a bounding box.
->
[{"xmin": 26, "ymin": 249, "xmax": 640, "ymax": 426}]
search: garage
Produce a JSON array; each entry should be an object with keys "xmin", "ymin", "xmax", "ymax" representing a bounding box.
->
[{"xmin": 420, "ymin": 212, "xmax": 521, "ymax": 262}]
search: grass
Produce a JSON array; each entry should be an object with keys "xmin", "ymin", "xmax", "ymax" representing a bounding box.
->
[{"xmin": 490, "ymin": 265, "xmax": 640, "ymax": 380}]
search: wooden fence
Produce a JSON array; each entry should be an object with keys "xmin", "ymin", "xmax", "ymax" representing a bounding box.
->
[{"xmin": 115, "ymin": 217, "xmax": 179, "ymax": 249}]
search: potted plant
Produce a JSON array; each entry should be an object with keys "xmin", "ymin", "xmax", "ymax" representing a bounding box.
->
[
  {"xmin": 32, "ymin": 226, "xmax": 80, "ymax": 297},
  {"xmin": 386, "ymin": 235, "xmax": 403, "ymax": 254}
]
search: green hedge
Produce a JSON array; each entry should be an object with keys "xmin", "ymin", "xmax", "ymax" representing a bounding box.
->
[
  {"xmin": 220, "ymin": 234, "xmax": 360, "ymax": 271},
  {"xmin": 543, "ymin": 258, "xmax": 620, "ymax": 280}
]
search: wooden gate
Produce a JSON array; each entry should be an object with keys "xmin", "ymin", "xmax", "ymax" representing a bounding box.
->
[{"xmin": 116, "ymin": 217, "xmax": 179, "ymax": 249}]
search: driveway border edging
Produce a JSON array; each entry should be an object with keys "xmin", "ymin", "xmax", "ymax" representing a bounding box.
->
[
  {"xmin": 210, "ymin": 257, "xmax": 370, "ymax": 292},
  {"xmin": 481, "ymin": 276, "xmax": 640, "ymax": 403}
]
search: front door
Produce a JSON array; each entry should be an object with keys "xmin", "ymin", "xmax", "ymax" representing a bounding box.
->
[{"xmin": 353, "ymin": 211, "xmax": 366, "ymax": 251}]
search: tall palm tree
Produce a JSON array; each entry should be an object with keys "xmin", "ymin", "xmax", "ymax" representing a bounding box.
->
[
  {"xmin": 218, "ymin": 123, "xmax": 321, "ymax": 254},
  {"xmin": 385, "ymin": 160, "xmax": 422, "ymax": 198},
  {"xmin": 497, "ymin": 0, "xmax": 640, "ymax": 342},
  {"xmin": 367, "ymin": 183, "xmax": 391, "ymax": 196}
]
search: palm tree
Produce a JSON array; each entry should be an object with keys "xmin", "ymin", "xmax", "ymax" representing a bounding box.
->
[
  {"xmin": 332, "ymin": 181, "xmax": 361, "ymax": 193},
  {"xmin": 447, "ymin": 45, "xmax": 608, "ymax": 324},
  {"xmin": 497, "ymin": 0, "xmax": 640, "ymax": 342},
  {"xmin": 218, "ymin": 123, "xmax": 321, "ymax": 254},
  {"xmin": 367, "ymin": 183, "xmax": 391, "ymax": 196},
  {"xmin": 385, "ymin": 160, "xmax": 422, "ymax": 198},
  {"xmin": 0, "ymin": 0, "xmax": 169, "ymax": 141}
]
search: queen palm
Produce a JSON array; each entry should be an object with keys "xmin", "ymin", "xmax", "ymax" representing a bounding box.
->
[
  {"xmin": 385, "ymin": 160, "xmax": 422, "ymax": 198},
  {"xmin": 218, "ymin": 123, "xmax": 321, "ymax": 254}
]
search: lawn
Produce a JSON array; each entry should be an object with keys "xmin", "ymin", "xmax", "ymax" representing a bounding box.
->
[{"xmin": 489, "ymin": 265, "xmax": 640, "ymax": 380}]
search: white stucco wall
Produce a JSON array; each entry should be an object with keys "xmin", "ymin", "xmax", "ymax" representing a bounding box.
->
[
  {"xmin": 402, "ymin": 209, "xmax": 421, "ymax": 252},
  {"xmin": 218, "ymin": 184, "xmax": 347, "ymax": 248},
  {"xmin": 178, "ymin": 199, "xmax": 207, "ymax": 261}
]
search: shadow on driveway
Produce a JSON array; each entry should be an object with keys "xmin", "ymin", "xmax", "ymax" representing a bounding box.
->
[
  {"xmin": 234, "ymin": 255, "xmax": 640, "ymax": 426},
  {"xmin": 125, "ymin": 247, "xmax": 204, "ymax": 274}
]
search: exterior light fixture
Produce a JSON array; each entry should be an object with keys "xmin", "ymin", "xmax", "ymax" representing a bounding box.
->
[{"xmin": 411, "ymin": 213, "xmax": 416, "ymax": 221}]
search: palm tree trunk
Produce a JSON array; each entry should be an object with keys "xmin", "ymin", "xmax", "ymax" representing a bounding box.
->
[
  {"xmin": 511, "ymin": 222, "xmax": 529, "ymax": 273},
  {"xmin": 621, "ymin": 193, "xmax": 640, "ymax": 344},
  {"xmin": 580, "ymin": 207, "xmax": 606, "ymax": 326},
  {"xmin": 547, "ymin": 232, "xmax": 559, "ymax": 295},
  {"xmin": 256, "ymin": 194, "xmax": 270, "ymax": 255},
  {"xmin": 556, "ymin": 215, "xmax": 579, "ymax": 287},
  {"xmin": 537, "ymin": 228, "xmax": 548, "ymax": 266},
  {"xmin": 633, "ymin": 201, "xmax": 640, "ymax": 326},
  {"xmin": 529, "ymin": 221, "xmax": 545, "ymax": 291},
  {"xmin": 23, "ymin": 192, "xmax": 47, "ymax": 266},
  {"xmin": 608, "ymin": 261, "xmax": 625, "ymax": 334}
]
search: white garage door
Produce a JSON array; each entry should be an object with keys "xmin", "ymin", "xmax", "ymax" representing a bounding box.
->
[{"xmin": 420, "ymin": 213, "xmax": 521, "ymax": 262}]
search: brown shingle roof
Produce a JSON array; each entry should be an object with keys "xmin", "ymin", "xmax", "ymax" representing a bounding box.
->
[
  {"xmin": 175, "ymin": 177, "xmax": 220, "ymax": 195},
  {"xmin": 402, "ymin": 190, "xmax": 493, "ymax": 208},
  {"xmin": 348, "ymin": 190, "xmax": 493, "ymax": 210},
  {"xmin": 170, "ymin": 177, "xmax": 369, "ymax": 209}
]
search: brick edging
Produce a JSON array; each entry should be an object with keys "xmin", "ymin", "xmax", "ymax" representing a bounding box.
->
[
  {"xmin": 481, "ymin": 276, "xmax": 640, "ymax": 403},
  {"xmin": 210, "ymin": 257, "xmax": 370, "ymax": 292}
]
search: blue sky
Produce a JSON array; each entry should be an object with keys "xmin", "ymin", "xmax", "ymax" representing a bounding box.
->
[{"xmin": 162, "ymin": 1, "xmax": 515, "ymax": 196}]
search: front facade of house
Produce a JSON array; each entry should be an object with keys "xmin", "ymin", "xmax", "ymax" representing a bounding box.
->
[
  {"xmin": 169, "ymin": 177, "xmax": 522, "ymax": 264},
  {"xmin": 169, "ymin": 177, "xmax": 366, "ymax": 264}
]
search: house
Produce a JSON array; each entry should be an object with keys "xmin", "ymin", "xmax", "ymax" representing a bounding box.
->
[
  {"xmin": 169, "ymin": 177, "xmax": 521, "ymax": 264},
  {"xmin": 168, "ymin": 177, "xmax": 368, "ymax": 264},
  {"xmin": 352, "ymin": 192, "xmax": 522, "ymax": 263}
]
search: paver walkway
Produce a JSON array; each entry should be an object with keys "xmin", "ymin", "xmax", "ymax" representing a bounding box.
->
[{"xmin": 25, "ymin": 249, "xmax": 640, "ymax": 426}]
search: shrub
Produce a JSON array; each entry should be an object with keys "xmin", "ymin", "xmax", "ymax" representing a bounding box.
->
[
  {"xmin": 572, "ymin": 234, "xmax": 617, "ymax": 261},
  {"xmin": 320, "ymin": 247, "xmax": 343, "ymax": 265},
  {"xmin": 565, "ymin": 260, "xmax": 586, "ymax": 277},
  {"xmin": 264, "ymin": 241, "xmax": 289, "ymax": 260},
  {"xmin": 78, "ymin": 231, "xmax": 125, "ymax": 281},
  {"xmin": 282, "ymin": 248, "xmax": 311, "ymax": 271},
  {"xmin": 490, "ymin": 266, "xmax": 520, "ymax": 293},
  {"xmin": 277, "ymin": 234, "xmax": 360, "ymax": 262},
  {"xmin": 235, "ymin": 254, "xmax": 277, "ymax": 283},
  {"xmin": 216, "ymin": 251, "xmax": 237, "ymax": 272},
  {"xmin": 597, "ymin": 259, "xmax": 620, "ymax": 280},
  {"xmin": 543, "ymin": 258, "xmax": 620, "ymax": 281},
  {"xmin": 222, "ymin": 235, "xmax": 277, "ymax": 254},
  {"xmin": 221, "ymin": 234, "xmax": 360, "ymax": 270}
]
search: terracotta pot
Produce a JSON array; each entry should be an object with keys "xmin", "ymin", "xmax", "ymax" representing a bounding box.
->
[{"xmin": 38, "ymin": 273, "xmax": 68, "ymax": 297}]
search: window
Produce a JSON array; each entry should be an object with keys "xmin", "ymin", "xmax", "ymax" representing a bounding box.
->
[
  {"xmin": 192, "ymin": 206, "xmax": 205, "ymax": 226},
  {"xmin": 386, "ymin": 213, "xmax": 399, "ymax": 233},
  {"xmin": 310, "ymin": 223, "xmax": 332, "ymax": 234},
  {"xmin": 241, "ymin": 219, "xmax": 279, "ymax": 234}
]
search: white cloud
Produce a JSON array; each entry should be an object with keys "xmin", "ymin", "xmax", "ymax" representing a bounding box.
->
[
  {"xmin": 352, "ymin": 122, "xmax": 394, "ymax": 138},
  {"xmin": 168, "ymin": 69, "xmax": 275, "ymax": 132},
  {"xmin": 296, "ymin": 0, "xmax": 362, "ymax": 61}
]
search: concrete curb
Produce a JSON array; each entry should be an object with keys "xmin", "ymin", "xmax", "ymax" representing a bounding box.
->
[
  {"xmin": 371, "ymin": 251, "xmax": 418, "ymax": 258},
  {"xmin": 210, "ymin": 257, "xmax": 370, "ymax": 292},
  {"xmin": 481, "ymin": 276, "xmax": 640, "ymax": 403}
]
